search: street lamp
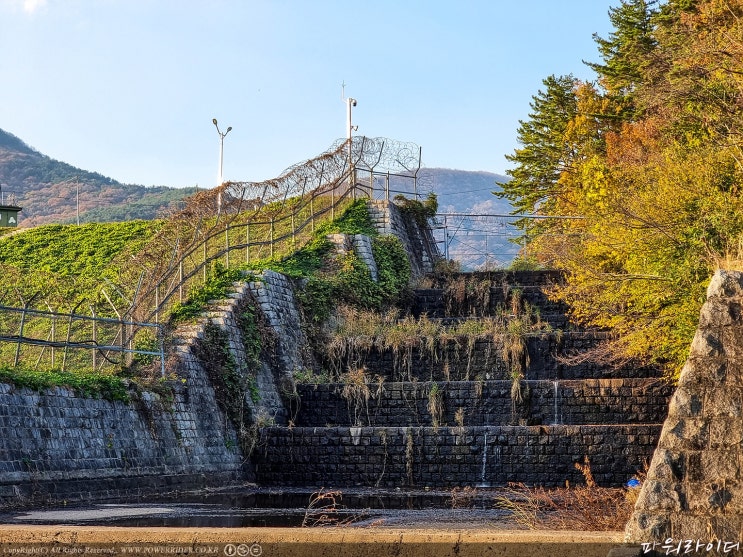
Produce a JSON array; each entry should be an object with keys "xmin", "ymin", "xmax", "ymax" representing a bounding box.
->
[{"xmin": 212, "ymin": 118, "xmax": 232, "ymax": 216}]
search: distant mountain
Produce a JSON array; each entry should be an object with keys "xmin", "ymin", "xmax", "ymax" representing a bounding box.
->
[
  {"xmin": 0, "ymin": 128, "xmax": 196, "ymax": 227},
  {"xmin": 415, "ymin": 168, "xmax": 521, "ymax": 269},
  {"xmin": 0, "ymin": 128, "xmax": 522, "ymax": 268}
]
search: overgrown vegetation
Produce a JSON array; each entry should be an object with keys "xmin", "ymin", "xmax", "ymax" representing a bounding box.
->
[
  {"xmin": 494, "ymin": 457, "xmax": 641, "ymax": 531},
  {"xmin": 253, "ymin": 199, "xmax": 411, "ymax": 324},
  {"xmin": 0, "ymin": 193, "xmax": 408, "ymax": 403},
  {"xmin": 340, "ymin": 368, "xmax": 371, "ymax": 427},
  {"xmin": 170, "ymin": 263, "xmax": 247, "ymax": 323},
  {"xmin": 427, "ymin": 382, "xmax": 443, "ymax": 429},
  {"xmin": 393, "ymin": 192, "xmax": 438, "ymax": 229},
  {"xmin": 0, "ymin": 221, "xmax": 161, "ymax": 309},
  {"xmin": 192, "ymin": 322, "xmax": 258, "ymax": 453},
  {"xmin": 499, "ymin": 0, "xmax": 743, "ymax": 376},
  {"xmin": 0, "ymin": 366, "xmax": 129, "ymax": 402},
  {"xmin": 324, "ymin": 294, "xmax": 550, "ymax": 382}
]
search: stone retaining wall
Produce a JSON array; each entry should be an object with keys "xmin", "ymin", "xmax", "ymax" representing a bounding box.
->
[
  {"xmin": 626, "ymin": 270, "xmax": 743, "ymax": 543},
  {"xmin": 253, "ymin": 424, "xmax": 661, "ymax": 488},
  {"xmin": 0, "ymin": 382, "xmax": 243, "ymax": 506},
  {"xmin": 368, "ymin": 200, "xmax": 439, "ymax": 278},
  {"xmin": 294, "ymin": 378, "xmax": 673, "ymax": 428},
  {"xmin": 334, "ymin": 332, "xmax": 659, "ymax": 382}
]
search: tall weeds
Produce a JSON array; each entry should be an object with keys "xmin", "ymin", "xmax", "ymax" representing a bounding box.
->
[
  {"xmin": 326, "ymin": 301, "xmax": 551, "ymax": 381},
  {"xmin": 494, "ymin": 457, "xmax": 640, "ymax": 531},
  {"xmin": 340, "ymin": 367, "xmax": 371, "ymax": 426}
]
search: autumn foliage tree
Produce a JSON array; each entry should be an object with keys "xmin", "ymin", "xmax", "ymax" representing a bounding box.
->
[{"xmin": 500, "ymin": 0, "xmax": 743, "ymax": 376}]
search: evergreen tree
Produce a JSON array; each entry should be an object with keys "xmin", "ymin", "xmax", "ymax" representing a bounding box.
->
[
  {"xmin": 585, "ymin": 0, "xmax": 659, "ymax": 119},
  {"xmin": 498, "ymin": 74, "xmax": 579, "ymax": 217}
]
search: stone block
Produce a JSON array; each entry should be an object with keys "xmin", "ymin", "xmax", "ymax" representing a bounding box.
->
[
  {"xmin": 689, "ymin": 330, "xmax": 724, "ymax": 358},
  {"xmin": 707, "ymin": 269, "xmax": 743, "ymax": 299}
]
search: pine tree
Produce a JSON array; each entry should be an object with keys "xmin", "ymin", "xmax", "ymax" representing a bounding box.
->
[
  {"xmin": 498, "ymin": 74, "xmax": 579, "ymax": 217},
  {"xmin": 585, "ymin": 0, "xmax": 659, "ymax": 119}
]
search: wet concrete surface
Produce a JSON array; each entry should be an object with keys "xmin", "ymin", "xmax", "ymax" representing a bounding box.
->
[
  {"xmin": 0, "ymin": 485, "xmax": 516, "ymax": 529},
  {"xmin": 0, "ymin": 485, "xmax": 637, "ymax": 556}
]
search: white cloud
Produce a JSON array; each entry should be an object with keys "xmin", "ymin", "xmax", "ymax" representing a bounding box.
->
[
  {"xmin": 0, "ymin": 0, "xmax": 47, "ymax": 14},
  {"xmin": 23, "ymin": 0, "xmax": 46, "ymax": 13}
]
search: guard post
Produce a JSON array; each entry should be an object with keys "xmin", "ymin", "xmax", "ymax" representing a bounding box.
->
[{"xmin": 0, "ymin": 205, "xmax": 21, "ymax": 227}]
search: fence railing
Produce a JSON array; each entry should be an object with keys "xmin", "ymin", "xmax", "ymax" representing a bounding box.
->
[
  {"xmin": 0, "ymin": 136, "xmax": 422, "ymax": 375},
  {"xmin": 0, "ymin": 303, "xmax": 164, "ymax": 375},
  {"xmin": 126, "ymin": 136, "xmax": 423, "ymax": 326}
]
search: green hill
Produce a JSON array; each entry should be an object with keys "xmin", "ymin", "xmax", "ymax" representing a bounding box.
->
[{"xmin": 0, "ymin": 128, "xmax": 195, "ymax": 226}]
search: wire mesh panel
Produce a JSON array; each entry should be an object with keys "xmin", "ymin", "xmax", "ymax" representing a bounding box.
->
[{"xmin": 433, "ymin": 213, "xmax": 524, "ymax": 270}]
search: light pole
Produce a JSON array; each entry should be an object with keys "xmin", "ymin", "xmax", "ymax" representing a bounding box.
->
[{"xmin": 212, "ymin": 118, "xmax": 232, "ymax": 216}]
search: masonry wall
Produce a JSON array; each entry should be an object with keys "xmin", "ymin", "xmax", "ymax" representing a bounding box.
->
[
  {"xmin": 0, "ymin": 272, "xmax": 302, "ymax": 508},
  {"xmin": 252, "ymin": 424, "xmax": 661, "ymax": 489},
  {"xmin": 413, "ymin": 271, "xmax": 567, "ymax": 319},
  {"xmin": 294, "ymin": 379, "xmax": 673, "ymax": 428},
  {"xmin": 0, "ymin": 202, "xmax": 438, "ymax": 508},
  {"xmin": 0, "ymin": 381, "xmax": 244, "ymax": 506},
  {"xmin": 368, "ymin": 200, "xmax": 439, "ymax": 278},
  {"xmin": 334, "ymin": 332, "xmax": 659, "ymax": 382}
]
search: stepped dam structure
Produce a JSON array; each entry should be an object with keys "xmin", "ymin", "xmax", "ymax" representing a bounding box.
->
[{"xmin": 0, "ymin": 200, "xmax": 673, "ymax": 513}]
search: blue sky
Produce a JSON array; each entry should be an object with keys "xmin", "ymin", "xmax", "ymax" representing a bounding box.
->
[{"xmin": 0, "ymin": 0, "xmax": 616, "ymax": 189}]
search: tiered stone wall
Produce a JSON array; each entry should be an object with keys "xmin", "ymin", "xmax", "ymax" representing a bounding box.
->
[
  {"xmin": 253, "ymin": 424, "xmax": 661, "ymax": 488},
  {"xmin": 368, "ymin": 200, "xmax": 439, "ymax": 278},
  {"xmin": 412, "ymin": 271, "xmax": 567, "ymax": 318},
  {"xmin": 327, "ymin": 233, "xmax": 379, "ymax": 281},
  {"xmin": 0, "ymin": 381, "xmax": 243, "ymax": 506},
  {"xmin": 293, "ymin": 379, "xmax": 673, "ymax": 428},
  {"xmin": 0, "ymin": 271, "xmax": 305, "ymax": 507},
  {"xmin": 335, "ymin": 332, "xmax": 659, "ymax": 382},
  {"xmin": 0, "ymin": 201, "xmax": 437, "ymax": 508}
]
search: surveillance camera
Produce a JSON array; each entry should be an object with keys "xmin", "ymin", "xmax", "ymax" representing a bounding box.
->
[{"xmin": 352, "ymin": 100, "xmax": 357, "ymax": 107}]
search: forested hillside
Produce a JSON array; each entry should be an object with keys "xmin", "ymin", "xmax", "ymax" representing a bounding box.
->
[
  {"xmin": 0, "ymin": 129, "xmax": 195, "ymax": 226},
  {"xmin": 499, "ymin": 0, "xmax": 743, "ymax": 375}
]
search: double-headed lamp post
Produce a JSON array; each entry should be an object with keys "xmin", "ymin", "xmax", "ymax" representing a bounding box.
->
[{"xmin": 212, "ymin": 118, "xmax": 232, "ymax": 216}]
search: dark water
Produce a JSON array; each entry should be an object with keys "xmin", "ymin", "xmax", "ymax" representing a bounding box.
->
[{"xmin": 1, "ymin": 487, "xmax": 506, "ymax": 528}]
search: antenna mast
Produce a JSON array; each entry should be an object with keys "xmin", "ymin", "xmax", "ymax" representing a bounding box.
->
[{"xmin": 341, "ymin": 82, "xmax": 357, "ymax": 193}]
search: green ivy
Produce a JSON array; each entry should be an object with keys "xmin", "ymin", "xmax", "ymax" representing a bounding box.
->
[
  {"xmin": 194, "ymin": 323, "xmax": 247, "ymax": 425},
  {"xmin": 393, "ymin": 193, "xmax": 438, "ymax": 229},
  {"xmin": 315, "ymin": 198, "xmax": 377, "ymax": 236},
  {"xmin": 170, "ymin": 263, "xmax": 246, "ymax": 323},
  {"xmin": 0, "ymin": 366, "xmax": 129, "ymax": 402}
]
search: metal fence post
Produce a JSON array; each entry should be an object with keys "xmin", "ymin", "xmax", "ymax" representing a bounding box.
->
[
  {"xmin": 225, "ymin": 224, "xmax": 230, "ymax": 268},
  {"xmin": 246, "ymin": 223, "xmax": 250, "ymax": 264},
  {"xmin": 270, "ymin": 218, "xmax": 274, "ymax": 258},
  {"xmin": 13, "ymin": 302, "xmax": 29, "ymax": 368},
  {"xmin": 90, "ymin": 305, "xmax": 97, "ymax": 371}
]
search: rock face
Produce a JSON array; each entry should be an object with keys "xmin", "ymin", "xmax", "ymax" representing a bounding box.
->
[{"xmin": 626, "ymin": 270, "xmax": 743, "ymax": 543}]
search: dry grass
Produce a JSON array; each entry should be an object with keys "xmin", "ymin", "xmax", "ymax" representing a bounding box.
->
[
  {"xmin": 449, "ymin": 486, "xmax": 479, "ymax": 509},
  {"xmin": 326, "ymin": 304, "xmax": 552, "ymax": 381},
  {"xmin": 302, "ymin": 489, "xmax": 368, "ymax": 527},
  {"xmin": 340, "ymin": 367, "xmax": 371, "ymax": 426},
  {"xmin": 494, "ymin": 458, "xmax": 642, "ymax": 531},
  {"xmin": 427, "ymin": 382, "xmax": 443, "ymax": 429}
]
